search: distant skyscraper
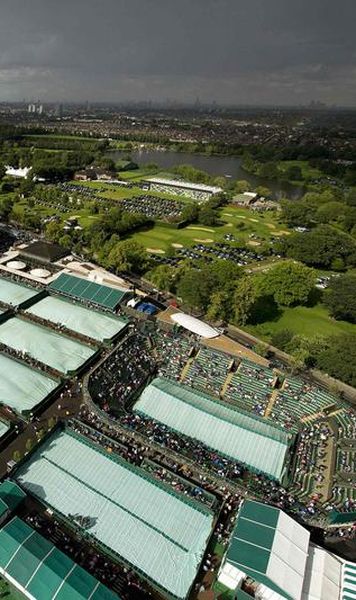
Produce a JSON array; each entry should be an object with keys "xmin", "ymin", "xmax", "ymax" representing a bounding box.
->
[{"xmin": 55, "ymin": 103, "xmax": 63, "ymax": 117}]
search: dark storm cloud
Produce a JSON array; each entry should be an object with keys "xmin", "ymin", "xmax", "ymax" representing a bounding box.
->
[{"xmin": 0, "ymin": 0, "xmax": 356, "ymax": 104}]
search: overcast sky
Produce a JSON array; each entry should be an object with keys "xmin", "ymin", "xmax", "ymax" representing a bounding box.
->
[{"xmin": 1, "ymin": 0, "xmax": 356, "ymax": 106}]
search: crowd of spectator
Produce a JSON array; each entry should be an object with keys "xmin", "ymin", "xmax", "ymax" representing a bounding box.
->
[
  {"xmin": 88, "ymin": 332, "xmax": 155, "ymax": 414},
  {"xmin": 25, "ymin": 512, "xmax": 149, "ymax": 600}
]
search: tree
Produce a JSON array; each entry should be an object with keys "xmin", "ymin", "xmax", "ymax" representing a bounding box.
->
[
  {"xmin": 232, "ymin": 277, "xmax": 260, "ymax": 325},
  {"xmin": 0, "ymin": 196, "xmax": 14, "ymax": 221},
  {"xmin": 21, "ymin": 211, "xmax": 42, "ymax": 230},
  {"xmin": 198, "ymin": 206, "xmax": 218, "ymax": 226},
  {"xmin": 259, "ymin": 260, "xmax": 316, "ymax": 306},
  {"xmin": 285, "ymin": 165, "xmax": 302, "ymax": 181},
  {"xmin": 234, "ymin": 180, "xmax": 251, "ymax": 193},
  {"xmin": 345, "ymin": 189, "xmax": 356, "ymax": 207},
  {"xmin": 316, "ymin": 202, "xmax": 346, "ymax": 224},
  {"xmin": 285, "ymin": 334, "xmax": 329, "ymax": 368},
  {"xmin": 343, "ymin": 206, "xmax": 356, "ymax": 232},
  {"xmin": 258, "ymin": 162, "xmax": 279, "ymax": 179},
  {"xmin": 317, "ymin": 333, "xmax": 356, "ymax": 387},
  {"xmin": 324, "ymin": 273, "xmax": 356, "ymax": 323},
  {"xmin": 0, "ymin": 164, "xmax": 5, "ymax": 181},
  {"xmin": 281, "ymin": 200, "xmax": 316, "ymax": 227},
  {"xmin": 206, "ymin": 290, "xmax": 231, "ymax": 322},
  {"xmin": 278, "ymin": 225, "xmax": 356, "ymax": 269},
  {"xmin": 181, "ymin": 204, "xmax": 199, "ymax": 223},
  {"xmin": 147, "ymin": 264, "xmax": 177, "ymax": 291},
  {"xmin": 177, "ymin": 269, "xmax": 214, "ymax": 312},
  {"xmin": 107, "ymin": 240, "xmax": 148, "ymax": 274},
  {"xmin": 255, "ymin": 186, "xmax": 271, "ymax": 198},
  {"xmin": 271, "ymin": 329, "xmax": 294, "ymax": 350},
  {"xmin": 213, "ymin": 176, "xmax": 227, "ymax": 189}
]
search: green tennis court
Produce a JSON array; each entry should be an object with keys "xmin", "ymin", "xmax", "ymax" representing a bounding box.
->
[
  {"xmin": 0, "ymin": 353, "xmax": 59, "ymax": 414},
  {"xmin": 0, "ymin": 278, "xmax": 39, "ymax": 307},
  {"xmin": 27, "ymin": 296, "xmax": 127, "ymax": 341},
  {"xmin": 0, "ymin": 318, "xmax": 96, "ymax": 373}
]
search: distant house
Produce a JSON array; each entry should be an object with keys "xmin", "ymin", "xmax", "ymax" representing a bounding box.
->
[
  {"xmin": 116, "ymin": 159, "xmax": 138, "ymax": 172},
  {"xmin": 74, "ymin": 169, "xmax": 93, "ymax": 181},
  {"xmin": 74, "ymin": 167, "xmax": 116, "ymax": 181},
  {"xmin": 233, "ymin": 192, "xmax": 258, "ymax": 207},
  {"xmin": 5, "ymin": 166, "xmax": 31, "ymax": 179}
]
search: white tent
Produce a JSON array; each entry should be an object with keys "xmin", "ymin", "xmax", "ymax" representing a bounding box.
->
[{"xmin": 171, "ymin": 313, "xmax": 219, "ymax": 339}]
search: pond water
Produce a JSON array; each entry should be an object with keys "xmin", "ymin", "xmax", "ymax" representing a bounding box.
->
[{"xmin": 108, "ymin": 148, "xmax": 304, "ymax": 199}]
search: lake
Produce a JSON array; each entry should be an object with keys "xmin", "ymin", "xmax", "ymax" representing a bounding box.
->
[{"xmin": 107, "ymin": 148, "xmax": 304, "ymax": 199}]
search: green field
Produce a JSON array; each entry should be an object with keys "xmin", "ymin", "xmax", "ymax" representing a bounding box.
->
[
  {"xmin": 128, "ymin": 205, "xmax": 289, "ymax": 252},
  {"xmin": 244, "ymin": 304, "xmax": 356, "ymax": 340},
  {"xmin": 278, "ymin": 159, "xmax": 322, "ymax": 181}
]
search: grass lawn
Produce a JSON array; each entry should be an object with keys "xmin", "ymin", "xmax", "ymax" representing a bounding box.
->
[
  {"xmin": 0, "ymin": 577, "xmax": 17, "ymax": 599},
  {"xmin": 244, "ymin": 304, "xmax": 356, "ymax": 341},
  {"xmin": 128, "ymin": 205, "xmax": 289, "ymax": 252}
]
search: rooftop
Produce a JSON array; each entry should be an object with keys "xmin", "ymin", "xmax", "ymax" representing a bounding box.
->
[
  {"xmin": 221, "ymin": 500, "xmax": 310, "ymax": 600},
  {"xmin": 145, "ymin": 177, "xmax": 223, "ymax": 194},
  {"xmin": 0, "ymin": 516, "xmax": 119, "ymax": 600},
  {"xmin": 49, "ymin": 273, "xmax": 128, "ymax": 311},
  {"xmin": 20, "ymin": 241, "xmax": 69, "ymax": 264}
]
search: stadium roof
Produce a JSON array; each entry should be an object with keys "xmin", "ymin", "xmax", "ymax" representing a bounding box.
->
[
  {"xmin": 0, "ymin": 517, "xmax": 119, "ymax": 600},
  {"xmin": 49, "ymin": 273, "xmax": 127, "ymax": 310},
  {"xmin": 171, "ymin": 313, "xmax": 219, "ymax": 338},
  {"xmin": 20, "ymin": 240, "xmax": 68, "ymax": 263},
  {"xmin": 134, "ymin": 378, "xmax": 293, "ymax": 481},
  {"xmin": 221, "ymin": 500, "xmax": 310, "ymax": 600},
  {"xmin": 146, "ymin": 177, "xmax": 222, "ymax": 194},
  {"xmin": 15, "ymin": 428, "xmax": 213, "ymax": 599}
]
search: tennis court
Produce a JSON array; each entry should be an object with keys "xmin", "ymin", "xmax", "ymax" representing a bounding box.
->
[
  {"xmin": 0, "ymin": 318, "xmax": 96, "ymax": 373},
  {"xmin": 27, "ymin": 296, "xmax": 127, "ymax": 341},
  {"xmin": 135, "ymin": 378, "xmax": 293, "ymax": 481},
  {"xmin": 0, "ymin": 278, "xmax": 39, "ymax": 307},
  {"xmin": 49, "ymin": 274, "xmax": 127, "ymax": 310},
  {"xmin": 0, "ymin": 353, "xmax": 59, "ymax": 414},
  {"xmin": 16, "ymin": 428, "xmax": 214, "ymax": 599}
]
